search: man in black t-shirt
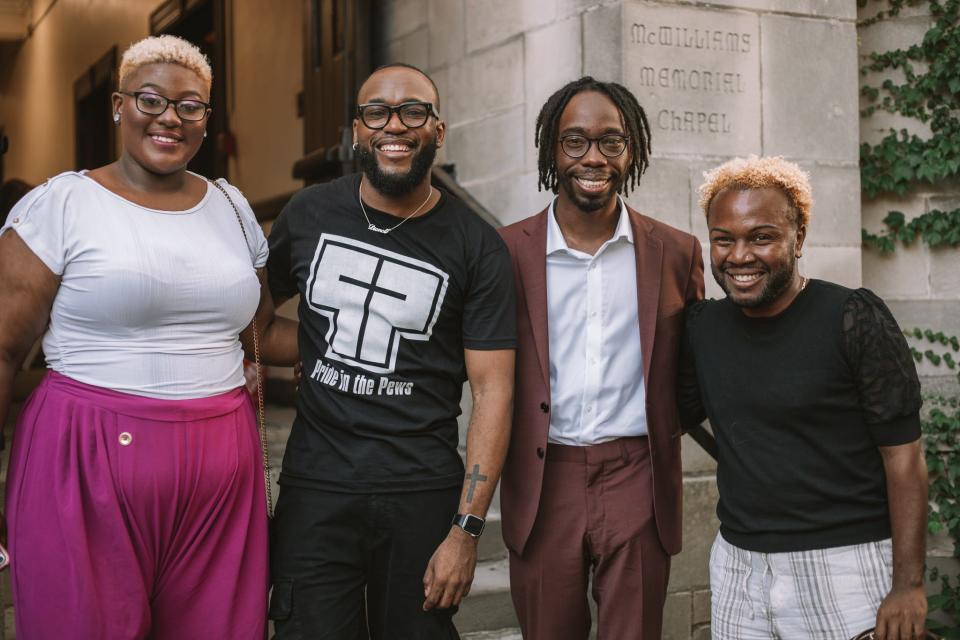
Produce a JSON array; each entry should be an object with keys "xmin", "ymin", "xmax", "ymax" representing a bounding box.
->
[
  {"xmin": 680, "ymin": 156, "xmax": 929, "ymax": 640},
  {"xmin": 266, "ymin": 63, "xmax": 516, "ymax": 639}
]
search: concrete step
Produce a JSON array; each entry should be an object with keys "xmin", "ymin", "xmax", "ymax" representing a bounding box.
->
[
  {"xmin": 477, "ymin": 514, "xmax": 506, "ymax": 563},
  {"xmin": 457, "ymin": 558, "xmax": 517, "ymax": 634},
  {"xmin": 462, "ymin": 628, "xmax": 522, "ymax": 640}
]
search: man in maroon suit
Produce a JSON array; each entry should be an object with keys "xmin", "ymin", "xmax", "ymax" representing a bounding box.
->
[{"xmin": 498, "ymin": 77, "xmax": 704, "ymax": 639}]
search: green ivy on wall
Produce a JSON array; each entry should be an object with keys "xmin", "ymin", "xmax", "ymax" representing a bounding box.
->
[
  {"xmin": 860, "ymin": 1, "xmax": 960, "ymax": 635},
  {"xmin": 907, "ymin": 326, "xmax": 960, "ymax": 638},
  {"xmin": 858, "ymin": 0, "xmax": 960, "ymax": 251},
  {"xmin": 862, "ymin": 208, "xmax": 960, "ymax": 251}
]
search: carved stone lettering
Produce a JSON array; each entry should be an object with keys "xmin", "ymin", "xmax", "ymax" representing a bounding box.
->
[
  {"xmin": 630, "ymin": 23, "xmax": 752, "ymax": 53},
  {"xmin": 624, "ymin": 4, "xmax": 760, "ymax": 156}
]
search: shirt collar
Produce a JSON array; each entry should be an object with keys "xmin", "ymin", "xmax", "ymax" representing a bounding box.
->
[{"xmin": 546, "ymin": 196, "xmax": 633, "ymax": 256}]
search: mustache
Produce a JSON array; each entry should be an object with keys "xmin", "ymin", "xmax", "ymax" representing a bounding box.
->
[{"xmin": 720, "ymin": 263, "xmax": 767, "ymax": 272}]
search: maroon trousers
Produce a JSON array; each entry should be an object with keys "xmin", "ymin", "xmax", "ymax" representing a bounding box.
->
[{"xmin": 508, "ymin": 437, "xmax": 670, "ymax": 640}]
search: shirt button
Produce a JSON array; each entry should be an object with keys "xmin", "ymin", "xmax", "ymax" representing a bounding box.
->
[
  {"xmin": 536, "ymin": 447, "xmax": 545, "ymax": 459},
  {"xmin": 540, "ymin": 402, "xmax": 549, "ymax": 413},
  {"xmin": 118, "ymin": 432, "xmax": 133, "ymax": 446},
  {"xmin": 11, "ymin": 218, "xmax": 19, "ymax": 224},
  {"xmin": 586, "ymin": 405, "xmax": 594, "ymax": 413}
]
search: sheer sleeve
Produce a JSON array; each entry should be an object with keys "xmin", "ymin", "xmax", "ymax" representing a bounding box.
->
[{"xmin": 841, "ymin": 289, "xmax": 922, "ymax": 446}]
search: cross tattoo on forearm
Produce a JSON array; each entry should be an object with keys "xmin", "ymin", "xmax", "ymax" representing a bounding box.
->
[{"xmin": 465, "ymin": 464, "xmax": 488, "ymax": 504}]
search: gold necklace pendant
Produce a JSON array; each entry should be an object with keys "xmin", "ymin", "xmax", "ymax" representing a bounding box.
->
[{"xmin": 359, "ymin": 180, "xmax": 434, "ymax": 235}]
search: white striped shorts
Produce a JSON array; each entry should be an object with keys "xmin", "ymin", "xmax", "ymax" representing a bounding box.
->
[{"xmin": 710, "ymin": 533, "xmax": 893, "ymax": 639}]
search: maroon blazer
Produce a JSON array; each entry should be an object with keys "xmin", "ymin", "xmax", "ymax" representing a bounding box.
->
[{"xmin": 497, "ymin": 205, "xmax": 704, "ymax": 557}]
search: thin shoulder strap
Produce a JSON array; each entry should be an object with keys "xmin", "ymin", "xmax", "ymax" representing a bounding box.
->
[{"xmin": 209, "ymin": 178, "xmax": 274, "ymax": 519}]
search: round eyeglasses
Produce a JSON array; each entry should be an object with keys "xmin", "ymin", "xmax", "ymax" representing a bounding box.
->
[
  {"xmin": 559, "ymin": 134, "xmax": 629, "ymax": 159},
  {"xmin": 120, "ymin": 91, "xmax": 211, "ymax": 122},
  {"xmin": 356, "ymin": 102, "xmax": 438, "ymax": 130}
]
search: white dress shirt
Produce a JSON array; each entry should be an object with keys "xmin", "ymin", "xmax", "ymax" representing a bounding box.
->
[{"xmin": 546, "ymin": 198, "xmax": 647, "ymax": 445}]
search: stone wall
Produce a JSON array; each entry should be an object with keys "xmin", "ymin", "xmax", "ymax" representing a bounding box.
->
[
  {"xmin": 857, "ymin": 0, "xmax": 960, "ymax": 598},
  {"xmin": 858, "ymin": 1, "xmax": 960, "ymax": 350},
  {"xmin": 377, "ymin": 1, "xmax": 862, "ymax": 638}
]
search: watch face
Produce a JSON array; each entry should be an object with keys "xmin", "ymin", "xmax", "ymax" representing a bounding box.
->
[{"xmin": 456, "ymin": 514, "xmax": 485, "ymax": 537}]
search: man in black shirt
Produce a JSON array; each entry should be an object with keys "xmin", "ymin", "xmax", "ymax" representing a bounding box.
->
[
  {"xmin": 681, "ymin": 156, "xmax": 929, "ymax": 640},
  {"xmin": 267, "ymin": 63, "xmax": 516, "ymax": 639}
]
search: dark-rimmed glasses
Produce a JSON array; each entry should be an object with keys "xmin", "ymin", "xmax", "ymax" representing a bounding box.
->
[
  {"xmin": 120, "ymin": 91, "xmax": 211, "ymax": 122},
  {"xmin": 356, "ymin": 102, "xmax": 438, "ymax": 130},
  {"xmin": 559, "ymin": 134, "xmax": 629, "ymax": 159}
]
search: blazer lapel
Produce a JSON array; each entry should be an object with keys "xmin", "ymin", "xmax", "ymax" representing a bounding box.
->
[
  {"xmin": 517, "ymin": 209, "xmax": 551, "ymax": 389},
  {"xmin": 629, "ymin": 207, "xmax": 662, "ymax": 384}
]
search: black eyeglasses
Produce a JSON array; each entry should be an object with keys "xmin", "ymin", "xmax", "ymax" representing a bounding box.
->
[
  {"xmin": 120, "ymin": 91, "xmax": 211, "ymax": 122},
  {"xmin": 559, "ymin": 134, "xmax": 629, "ymax": 159},
  {"xmin": 356, "ymin": 102, "xmax": 438, "ymax": 130}
]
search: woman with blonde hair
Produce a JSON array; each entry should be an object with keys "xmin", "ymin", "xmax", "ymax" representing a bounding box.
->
[{"xmin": 0, "ymin": 35, "xmax": 295, "ymax": 638}]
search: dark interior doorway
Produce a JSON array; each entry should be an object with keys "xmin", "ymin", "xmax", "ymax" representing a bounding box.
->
[
  {"xmin": 150, "ymin": 0, "xmax": 228, "ymax": 178},
  {"xmin": 74, "ymin": 47, "xmax": 117, "ymax": 171},
  {"xmin": 294, "ymin": 0, "xmax": 370, "ymax": 183}
]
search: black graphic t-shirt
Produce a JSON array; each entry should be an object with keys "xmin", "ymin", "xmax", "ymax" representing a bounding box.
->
[{"xmin": 268, "ymin": 173, "xmax": 516, "ymax": 492}]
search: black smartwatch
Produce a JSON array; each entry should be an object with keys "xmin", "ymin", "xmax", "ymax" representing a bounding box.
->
[{"xmin": 451, "ymin": 513, "xmax": 485, "ymax": 538}]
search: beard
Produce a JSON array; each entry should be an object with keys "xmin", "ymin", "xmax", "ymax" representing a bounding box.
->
[
  {"xmin": 713, "ymin": 253, "xmax": 797, "ymax": 310},
  {"xmin": 356, "ymin": 137, "xmax": 438, "ymax": 197},
  {"xmin": 556, "ymin": 168, "xmax": 626, "ymax": 213}
]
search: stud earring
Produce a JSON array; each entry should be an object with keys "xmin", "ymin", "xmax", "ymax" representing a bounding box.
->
[
  {"xmin": 203, "ymin": 131, "xmax": 208, "ymax": 138},
  {"xmin": 113, "ymin": 113, "xmax": 120, "ymax": 123}
]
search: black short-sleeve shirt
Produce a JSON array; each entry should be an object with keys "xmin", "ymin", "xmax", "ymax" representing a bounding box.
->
[
  {"xmin": 682, "ymin": 279, "xmax": 921, "ymax": 552},
  {"xmin": 268, "ymin": 174, "xmax": 516, "ymax": 492}
]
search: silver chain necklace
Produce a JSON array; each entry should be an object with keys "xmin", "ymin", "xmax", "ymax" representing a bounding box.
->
[{"xmin": 358, "ymin": 180, "xmax": 433, "ymax": 234}]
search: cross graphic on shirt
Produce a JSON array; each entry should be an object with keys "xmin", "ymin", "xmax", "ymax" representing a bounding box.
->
[
  {"xmin": 307, "ymin": 234, "xmax": 449, "ymax": 374},
  {"xmin": 465, "ymin": 464, "xmax": 488, "ymax": 503},
  {"xmin": 338, "ymin": 260, "xmax": 407, "ymax": 360}
]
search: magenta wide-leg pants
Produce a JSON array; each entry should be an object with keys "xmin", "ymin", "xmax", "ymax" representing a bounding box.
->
[{"xmin": 5, "ymin": 372, "xmax": 269, "ymax": 640}]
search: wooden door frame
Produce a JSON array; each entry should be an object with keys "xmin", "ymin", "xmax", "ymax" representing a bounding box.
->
[
  {"xmin": 149, "ymin": 0, "xmax": 229, "ymax": 178},
  {"xmin": 73, "ymin": 46, "xmax": 118, "ymax": 170}
]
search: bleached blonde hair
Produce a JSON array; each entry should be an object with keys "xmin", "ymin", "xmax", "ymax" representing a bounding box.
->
[
  {"xmin": 118, "ymin": 35, "xmax": 212, "ymax": 94},
  {"xmin": 698, "ymin": 155, "xmax": 813, "ymax": 228}
]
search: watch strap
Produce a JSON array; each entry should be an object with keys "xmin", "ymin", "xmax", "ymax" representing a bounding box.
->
[{"xmin": 451, "ymin": 513, "xmax": 485, "ymax": 538}]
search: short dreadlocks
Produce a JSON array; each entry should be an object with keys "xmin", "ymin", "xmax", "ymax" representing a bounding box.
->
[{"xmin": 535, "ymin": 77, "xmax": 652, "ymax": 196}]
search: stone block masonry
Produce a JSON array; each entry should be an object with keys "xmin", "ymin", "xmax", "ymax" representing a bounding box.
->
[{"xmin": 624, "ymin": 4, "xmax": 761, "ymax": 157}]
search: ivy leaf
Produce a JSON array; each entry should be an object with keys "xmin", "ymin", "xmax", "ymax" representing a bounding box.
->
[{"xmin": 884, "ymin": 211, "xmax": 907, "ymax": 229}]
